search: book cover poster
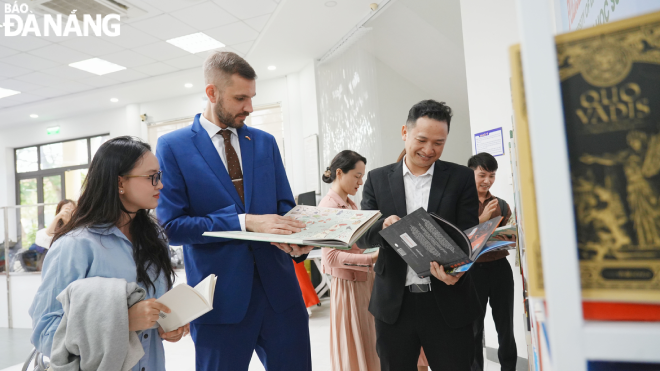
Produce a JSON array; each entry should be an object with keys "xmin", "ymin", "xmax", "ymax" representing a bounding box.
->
[
  {"xmin": 557, "ymin": 12, "xmax": 660, "ymax": 302},
  {"xmin": 509, "ymin": 45, "xmax": 545, "ymax": 298}
]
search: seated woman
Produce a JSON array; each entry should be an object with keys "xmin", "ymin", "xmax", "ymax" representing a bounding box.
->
[
  {"xmin": 32, "ymin": 199, "xmax": 76, "ymax": 253},
  {"xmin": 29, "ymin": 136, "xmax": 187, "ymax": 370}
]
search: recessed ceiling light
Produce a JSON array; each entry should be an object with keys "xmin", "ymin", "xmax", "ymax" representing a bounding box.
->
[
  {"xmin": 325, "ymin": 1, "xmax": 337, "ymax": 7},
  {"xmin": 267, "ymin": 66, "xmax": 276, "ymax": 71},
  {"xmin": 110, "ymin": 98, "xmax": 119, "ymax": 103},
  {"xmin": 30, "ymin": 114, "xmax": 38, "ymax": 118},
  {"xmin": 167, "ymin": 33, "xmax": 225, "ymax": 54},
  {"xmin": 0, "ymin": 87, "xmax": 20, "ymax": 99},
  {"xmin": 185, "ymin": 83, "xmax": 193, "ymax": 88},
  {"xmin": 69, "ymin": 58, "xmax": 126, "ymax": 76}
]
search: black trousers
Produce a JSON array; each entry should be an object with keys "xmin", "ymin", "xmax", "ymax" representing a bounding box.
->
[
  {"xmin": 471, "ymin": 258, "xmax": 517, "ymax": 371},
  {"xmin": 375, "ymin": 289, "xmax": 474, "ymax": 371}
]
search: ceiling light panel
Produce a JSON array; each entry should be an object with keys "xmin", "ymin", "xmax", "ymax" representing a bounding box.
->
[
  {"xmin": 0, "ymin": 87, "xmax": 21, "ymax": 99},
  {"xmin": 167, "ymin": 33, "xmax": 226, "ymax": 54},
  {"xmin": 69, "ymin": 58, "xmax": 127, "ymax": 76}
]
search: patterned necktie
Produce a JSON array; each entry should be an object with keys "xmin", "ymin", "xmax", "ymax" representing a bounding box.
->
[{"xmin": 219, "ymin": 129, "xmax": 244, "ymax": 204}]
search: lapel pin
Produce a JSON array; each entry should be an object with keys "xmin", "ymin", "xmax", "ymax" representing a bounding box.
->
[{"xmin": 245, "ymin": 136, "xmax": 251, "ymax": 140}]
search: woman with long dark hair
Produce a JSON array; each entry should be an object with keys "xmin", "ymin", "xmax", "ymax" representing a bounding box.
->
[{"xmin": 29, "ymin": 136, "xmax": 185, "ymax": 370}]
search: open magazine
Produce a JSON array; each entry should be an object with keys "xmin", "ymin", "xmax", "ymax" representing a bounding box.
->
[
  {"xmin": 203, "ymin": 205, "xmax": 382, "ymax": 249},
  {"xmin": 489, "ymin": 224, "xmax": 518, "ymax": 241},
  {"xmin": 156, "ymin": 274, "xmax": 216, "ymax": 332},
  {"xmin": 378, "ymin": 208, "xmax": 516, "ymax": 277}
]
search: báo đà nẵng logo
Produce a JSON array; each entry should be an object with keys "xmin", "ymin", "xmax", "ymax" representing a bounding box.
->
[{"xmin": 2, "ymin": 2, "xmax": 120, "ymax": 37}]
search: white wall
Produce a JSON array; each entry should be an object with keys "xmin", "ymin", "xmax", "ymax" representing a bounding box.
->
[
  {"xmin": 374, "ymin": 59, "xmax": 427, "ymax": 164},
  {"xmin": 367, "ymin": 0, "xmax": 474, "ymax": 167},
  {"xmin": 460, "ymin": 0, "xmax": 520, "ymax": 208},
  {"xmin": 285, "ymin": 61, "xmax": 321, "ymax": 197},
  {"xmin": 460, "ymin": 0, "xmax": 527, "ymax": 360},
  {"xmin": 316, "ymin": 34, "xmax": 384, "ymax": 206}
]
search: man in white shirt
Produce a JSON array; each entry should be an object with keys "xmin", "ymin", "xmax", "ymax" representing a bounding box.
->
[{"xmin": 358, "ymin": 100, "xmax": 481, "ymax": 371}]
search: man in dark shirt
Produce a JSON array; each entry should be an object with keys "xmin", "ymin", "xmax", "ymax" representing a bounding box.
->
[{"xmin": 467, "ymin": 152, "xmax": 517, "ymax": 371}]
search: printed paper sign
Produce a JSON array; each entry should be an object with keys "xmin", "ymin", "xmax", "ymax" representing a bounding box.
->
[{"xmin": 474, "ymin": 128, "xmax": 505, "ymax": 157}]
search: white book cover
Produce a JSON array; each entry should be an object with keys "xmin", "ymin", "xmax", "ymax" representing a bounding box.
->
[{"xmin": 156, "ymin": 274, "xmax": 216, "ymax": 332}]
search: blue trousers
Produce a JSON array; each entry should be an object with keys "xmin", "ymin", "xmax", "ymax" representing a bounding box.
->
[{"xmin": 190, "ymin": 271, "xmax": 312, "ymax": 371}]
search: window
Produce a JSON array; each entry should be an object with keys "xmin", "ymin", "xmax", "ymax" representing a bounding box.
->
[
  {"xmin": 245, "ymin": 104, "xmax": 285, "ymax": 162},
  {"xmin": 14, "ymin": 134, "xmax": 108, "ymax": 247},
  {"xmin": 40, "ymin": 138, "xmax": 88, "ymax": 170},
  {"xmin": 147, "ymin": 103, "xmax": 285, "ymax": 163},
  {"xmin": 147, "ymin": 118, "xmax": 194, "ymax": 152}
]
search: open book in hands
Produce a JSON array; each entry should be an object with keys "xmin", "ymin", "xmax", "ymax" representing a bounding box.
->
[
  {"xmin": 203, "ymin": 205, "xmax": 382, "ymax": 249},
  {"xmin": 489, "ymin": 224, "xmax": 518, "ymax": 240},
  {"xmin": 156, "ymin": 274, "xmax": 217, "ymax": 333},
  {"xmin": 378, "ymin": 208, "xmax": 516, "ymax": 277}
]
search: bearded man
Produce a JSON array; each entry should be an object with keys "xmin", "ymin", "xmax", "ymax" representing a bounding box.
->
[{"xmin": 156, "ymin": 51, "xmax": 312, "ymax": 371}]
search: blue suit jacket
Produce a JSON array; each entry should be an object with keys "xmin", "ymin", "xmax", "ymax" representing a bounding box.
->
[{"xmin": 156, "ymin": 114, "xmax": 304, "ymax": 325}]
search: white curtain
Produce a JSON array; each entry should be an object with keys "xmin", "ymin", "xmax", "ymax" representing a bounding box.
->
[{"xmin": 317, "ymin": 31, "xmax": 383, "ymax": 206}]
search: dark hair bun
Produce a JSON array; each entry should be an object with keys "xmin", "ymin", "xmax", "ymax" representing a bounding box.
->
[
  {"xmin": 321, "ymin": 151, "xmax": 367, "ymax": 184},
  {"xmin": 322, "ymin": 167, "xmax": 333, "ymax": 183}
]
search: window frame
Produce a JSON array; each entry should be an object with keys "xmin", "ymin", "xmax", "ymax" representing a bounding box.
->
[{"xmin": 14, "ymin": 133, "xmax": 109, "ymax": 230}]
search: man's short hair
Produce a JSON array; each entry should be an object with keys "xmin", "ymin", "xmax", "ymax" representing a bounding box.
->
[
  {"xmin": 406, "ymin": 100, "xmax": 453, "ymax": 131},
  {"xmin": 204, "ymin": 51, "xmax": 257, "ymax": 86},
  {"xmin": 468, "ymin": 152, "xmax": 498, "ymax": 172}
]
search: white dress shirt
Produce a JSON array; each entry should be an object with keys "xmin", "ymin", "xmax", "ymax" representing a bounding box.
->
[
  {"xmin": 199, "ymin": 114, "xmax": 246, "ymax": 231},
  {"xmin": 402, "ymin": 157, "xmax": 434, "ymax": 286}
]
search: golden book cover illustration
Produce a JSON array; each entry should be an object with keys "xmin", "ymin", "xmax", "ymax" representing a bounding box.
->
[{"xmin": 556, "ymin": 11, "xmax": 660, "ymax": 302}]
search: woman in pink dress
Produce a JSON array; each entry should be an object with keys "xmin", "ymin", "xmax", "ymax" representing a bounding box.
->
[{"xmin": 320, "ymin": 150, "xmax": 380, "ymax": 371}]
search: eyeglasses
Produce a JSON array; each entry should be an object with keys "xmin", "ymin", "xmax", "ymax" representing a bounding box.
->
[{"xmin": 124, "ymin": 170, "xmax": 162, "ymax": 186}]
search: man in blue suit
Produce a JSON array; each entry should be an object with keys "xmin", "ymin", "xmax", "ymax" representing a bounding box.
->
[{"xmin": 156, "ymin": 51, "xmax": 313, "ymax": 371}]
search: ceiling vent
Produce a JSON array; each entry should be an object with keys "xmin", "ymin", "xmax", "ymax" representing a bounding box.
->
[{"xmin": 32, "ymin": 0, "xmax": 147, "ymax": 20}]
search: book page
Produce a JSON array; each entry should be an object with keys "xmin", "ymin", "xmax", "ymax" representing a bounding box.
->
[
  {"xmin": 490, "ymin": 225, "xmax": 518, "ymax": 240},
  {"xmin": 203, "ymin": 206, "xmax": 380, "ymax": 247},
  {"xmin": 193, "ymin": 274, "xmax": 216, "ymax": 307},
  {"xmin": 284, "ymin": 205, "xmax": 380, "ymax": 244},
  {"xmin": 156, "ymin": 284, "xmax": 213, "ymax": 332},
  {"xmin": 463, "ymin": 216, "xmax": 502, "ymax": 260}
]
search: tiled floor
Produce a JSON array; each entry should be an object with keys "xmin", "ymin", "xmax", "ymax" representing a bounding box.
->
[
  {"xmin": 162, "ymin": 297, "xmax": 333, "ymax": 371},
  {"xmin": 485, "ymin": 359, "xmax": 503, "ymax": 371},
  {"xmin": 0, "ymin": 328, "xmax": 34, "ymax": 369},
  {"xmin": 2, "ymin": 299, "xmax": 504, "ymax": 371}
]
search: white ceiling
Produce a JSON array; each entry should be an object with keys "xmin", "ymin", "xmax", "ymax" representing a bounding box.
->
[
  {"xmin": 0, "ymin": 0, "xmax": 278, "ymax": 109},
  {"xmin": 0, "ymin": 0, "xmax": 379, "ymax": 127}
]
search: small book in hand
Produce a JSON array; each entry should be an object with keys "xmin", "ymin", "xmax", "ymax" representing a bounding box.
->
[
  {"xmin": 378, "ymin": 208, "xmax": 516, "ymax": 277},
  {"xmin": 155, "ymin": 274, "xmax": 217, "ymax": 332}
]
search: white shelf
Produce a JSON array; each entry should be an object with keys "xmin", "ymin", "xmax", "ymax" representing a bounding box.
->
[
  {"xmin": 583, "ymin": 321, "xmax": 660, "ymax": 363},
  {"xmin": 514, "ymin": 2, "xmax": 660, "ymax": 369}
]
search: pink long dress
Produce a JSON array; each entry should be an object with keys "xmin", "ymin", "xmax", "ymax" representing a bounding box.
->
[{"xmin": 320, "ymin": 189, "xmax": 380, "ymax": 371}]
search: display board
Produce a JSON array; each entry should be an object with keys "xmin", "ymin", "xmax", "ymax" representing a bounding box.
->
[{"xmin": 474, "ymin": 127, "xmax": 505, "ymax": 157}]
